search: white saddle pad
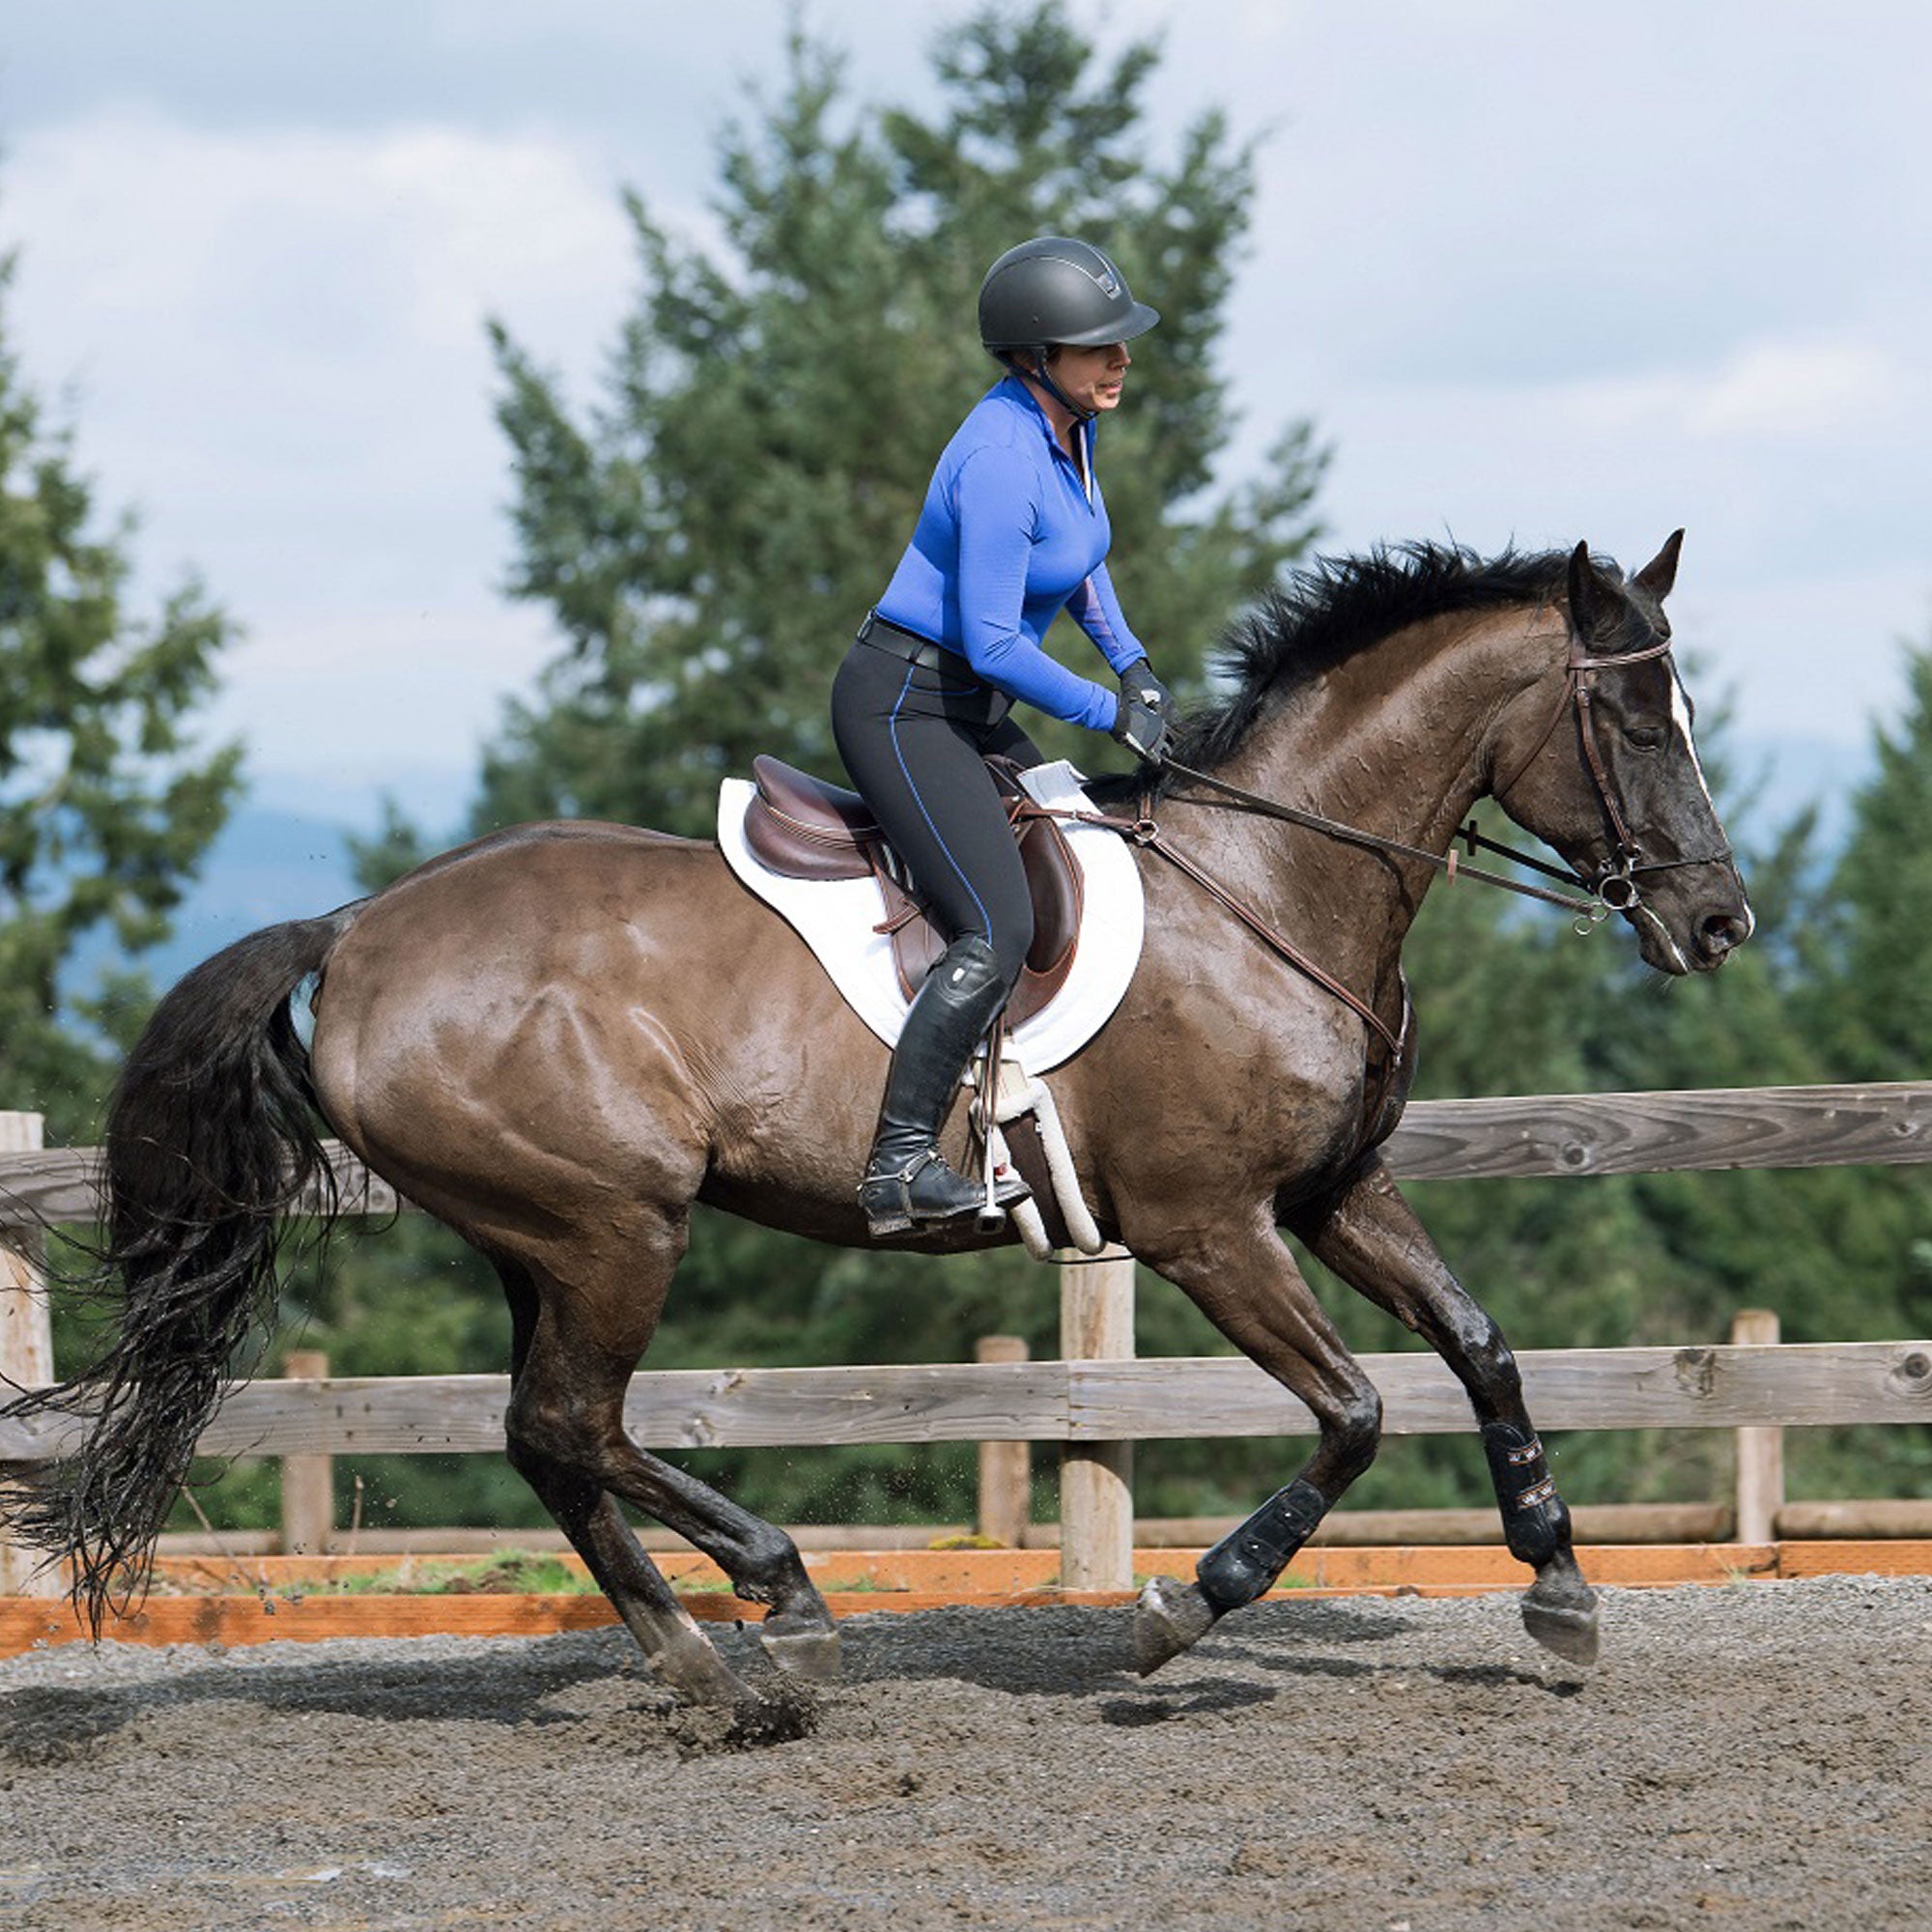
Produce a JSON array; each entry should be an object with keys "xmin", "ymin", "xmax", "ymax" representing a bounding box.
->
[{"xmin": 716, "ymin": 760, "xmax": 1145, "ymax": 1072}]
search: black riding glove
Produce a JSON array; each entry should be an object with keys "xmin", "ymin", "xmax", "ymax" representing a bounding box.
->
[
  {"xmin": 1112, "ymin": 657, "xmax": 1174, "ymax": 764},
  {"xmin": 1110, "ymin": 688, "xmax": 1173, "ymax": 766},
  {"xmin": 1119, "ymin": 657, "xmax": 1174, "ymax": 719}
]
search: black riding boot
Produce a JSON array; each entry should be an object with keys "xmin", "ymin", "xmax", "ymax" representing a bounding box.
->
[{"xmin": 860, "ymin": 935, "xmax": 1033, "ymax": 1238}]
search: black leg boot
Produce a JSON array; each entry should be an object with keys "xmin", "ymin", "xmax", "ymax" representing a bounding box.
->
[{"xmin": 860, "ymin": 935, "xmax": 1033, "ymax": 1238}]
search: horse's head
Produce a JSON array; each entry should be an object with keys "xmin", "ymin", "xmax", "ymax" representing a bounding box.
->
[{"xmin": 1489, "ymin": 532, "xmax": 1753, "ymax": 974}]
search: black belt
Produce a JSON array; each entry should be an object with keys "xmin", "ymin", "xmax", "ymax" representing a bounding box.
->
[{"xmin": 857, "ymin": 610, "xmax": 959, "ymax": 672}]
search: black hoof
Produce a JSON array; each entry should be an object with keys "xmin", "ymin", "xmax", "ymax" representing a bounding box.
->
[{"xmin": 1133, "ymin": 1576, "xmax": 1217, "ymax": 1676}]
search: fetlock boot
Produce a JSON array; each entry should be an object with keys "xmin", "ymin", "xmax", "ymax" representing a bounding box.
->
[{"xmin": 860, "ymin": 934, "xmax": 1033, "ymax": 1237}]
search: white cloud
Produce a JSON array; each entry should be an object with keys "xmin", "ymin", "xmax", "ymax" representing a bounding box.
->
[
  {"xmin": 5, "ymin": 105, "xmax": 639, "ymax": 792},
  {"xmin": 1688, "ymin": 340, "xmax": 1901, "ymax": 440},
  {"xmin": 4, "ymin": 0, "xmax": 1931, "ymax": 810}
]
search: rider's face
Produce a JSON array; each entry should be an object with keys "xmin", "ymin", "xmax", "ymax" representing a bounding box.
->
[{"xmin": 1045, "ymin": 340, "xmax": 1131, "ymax": 414}]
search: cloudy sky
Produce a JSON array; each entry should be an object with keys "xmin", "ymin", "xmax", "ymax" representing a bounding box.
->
[{"xmin": 3, "ymin": 2, "xmax": 1926, "ymax": 834}]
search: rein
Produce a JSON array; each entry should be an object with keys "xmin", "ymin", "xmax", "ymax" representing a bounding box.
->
[
  {"xmin": 1154, "ymin": 761, "xmax": 1604, "ymax": 920},
  {"xmin": 1019, "ymin": 794, "xmax": 1406, "ymax": 1056},
  {"xmin": 1021, "ymin": 617, "xmax": 1732, "ymax": 1058}
]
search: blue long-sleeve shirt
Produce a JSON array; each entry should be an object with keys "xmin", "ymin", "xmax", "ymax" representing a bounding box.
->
[{"xmin": 876, "ymin": 374, "xmax": 1146, "ymax": 732}]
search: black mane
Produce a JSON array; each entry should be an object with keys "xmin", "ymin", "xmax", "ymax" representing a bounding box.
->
[{"xmin": 1167, "ymin": 542, "xmax": 1589, "ymax": 781}]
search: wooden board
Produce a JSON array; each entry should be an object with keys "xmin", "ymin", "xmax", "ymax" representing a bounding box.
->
[
  {"xmin": 9, "ymin": 1341, "xmax": 1928, "ymax": 1460},
  {"xmin": 14, "ymin": 1085, "xmax": 1932, "ymax": 1225},
  {"xmin": 12, "ymin": 1543, "xmax": 1927, "ymax": 1659},
  {"xmin": 0, "ymin": 1143, "xmax": 398, "ymax": 1225},
  {"xmin": 1774, "ymin": 1540, "xmax": 1932, "ymax": 1578},
  {"xmin": 1381, "ymin": 1082, "xmax": 1932, "ymax": 1179},
  {"xmin": 141, "ymin": 1541, "xmax": 1787, "ymax": 1598}
]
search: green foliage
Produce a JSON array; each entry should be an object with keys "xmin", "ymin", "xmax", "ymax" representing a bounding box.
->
[
  {"xmin": 0, "ymin": 250, "xmax": 241, "ymax": 1139},
  {"xmin": 477, "ymin": 6, "xmax": 1323, "ymax": 838}
]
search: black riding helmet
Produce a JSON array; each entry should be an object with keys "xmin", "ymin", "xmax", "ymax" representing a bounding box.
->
[{"xmin": 978, "ymin": 237, "xmax": 1159, "ymax": 417}]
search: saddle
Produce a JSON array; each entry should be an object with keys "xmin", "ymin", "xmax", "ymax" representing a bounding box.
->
[{"xmin": 742, "ymin": 753, "xmax": 1083, "ymax": 1028}]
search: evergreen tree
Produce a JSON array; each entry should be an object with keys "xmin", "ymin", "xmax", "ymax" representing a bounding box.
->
[
  {"xmin": 1771, "ymin": 636, "xmax": 1932, "ymax": 1500},
  {"xmin": 0, "ymin": 250, "xmax": 241, "ymax": 1141},
  {"xmin": 1809, "ymin": 645, "xmax": 1932, "ymax": 1085},
  {"xmin": 479, "ymin": 8, "xmax": 1324, "ymax": 838}
]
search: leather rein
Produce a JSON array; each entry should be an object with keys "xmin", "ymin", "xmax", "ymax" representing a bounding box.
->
[{"xmin": 1014, "ymin": 620, "xmax": 1732, "ymax": 1061}]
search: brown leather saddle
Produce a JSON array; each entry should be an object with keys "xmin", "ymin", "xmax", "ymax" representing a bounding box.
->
[{"xmin": 742, "ymin": 753, "xmax": 1083, "ymax": 1028}]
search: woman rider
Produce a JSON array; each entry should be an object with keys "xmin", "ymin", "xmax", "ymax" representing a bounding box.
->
[{"xmin": 833, "ymin": 237, "xmax": 1176, "ymax": 1238}]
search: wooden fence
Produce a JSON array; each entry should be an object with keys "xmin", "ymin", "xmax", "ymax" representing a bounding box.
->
[{"xmin": 2, "ymin": 1086, "xmax": 1930, "ymax": 1596}]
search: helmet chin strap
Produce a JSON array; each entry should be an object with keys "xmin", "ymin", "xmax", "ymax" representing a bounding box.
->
[{"xmin": 1015, "ymin": 347, "xmax": 1097, "ymax": 422}]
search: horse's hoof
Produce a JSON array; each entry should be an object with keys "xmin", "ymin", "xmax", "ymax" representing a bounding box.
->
[
  {"xmin": 1520, "ymin": 1577, "xmax": 1601, "ymax": 1665},
  {"xmin": 646, "ymin": 1632, "xmax": 760, "ymax": 1708},
  {"xmin": 757, "ymin": 1621, "xmax": 842, "ymax": 1683},
  {"xmin": 1134, "ymin": 1576, "xmax": 1216, "ymax": 1676}
]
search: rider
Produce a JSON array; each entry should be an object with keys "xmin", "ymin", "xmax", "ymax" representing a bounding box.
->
[{"xmin": 833, "ymin": 236, "xmax": 1177, "ymax": 1238}]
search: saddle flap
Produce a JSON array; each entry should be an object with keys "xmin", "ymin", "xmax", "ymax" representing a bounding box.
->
[
  {"xmin": 741, "ymin": 753, "xmax": 1087, "ymax": 1027},
  {"xmin": 884, "ymin": 799, "xmax": 1085, "ymax": 1029}
]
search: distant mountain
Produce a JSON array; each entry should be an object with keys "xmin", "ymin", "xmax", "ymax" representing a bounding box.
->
[{"xmin": 74, "ymin": 805, "xmax": 374, "ymax": 999}]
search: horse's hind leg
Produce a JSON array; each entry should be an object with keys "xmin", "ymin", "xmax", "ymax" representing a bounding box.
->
[
  {"xmin": 1286, "ymin": 1155, "xmax": 1599, "ymax": 1665},
  {"xmin": 497, "ymin": 1251, "xmax": 838, "ymax": 1695},
  {"xmin": 593, "ymin": 1457, "xmax": 840, "ymax": 1682},
  {"xmin": 494, "ymin": 1258, "xmax": 757, "ymax": 1706},
  {"xmin": 1122, "ymin": 1210, "xmax": 1384, "ymax": 1674}
]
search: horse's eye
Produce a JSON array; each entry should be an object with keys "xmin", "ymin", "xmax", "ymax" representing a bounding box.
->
[{"xmin": 1625, "ymin": 725, "xmax": 1665, "ymax": 752}]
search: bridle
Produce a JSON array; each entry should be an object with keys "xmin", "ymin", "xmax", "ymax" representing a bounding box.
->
[
  {"xmin": 1018, "ymin": 610, "xmax": 1737, "ymax": 1060},
  {"xmin": 1487, "ymin": 620, "xmax": 1734, "ymax": 915}
]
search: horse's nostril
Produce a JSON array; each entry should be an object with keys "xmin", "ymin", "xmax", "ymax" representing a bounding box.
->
[{"xmin": 1699, "ymin": 912, "xmax": 1750, "ymax": 960}]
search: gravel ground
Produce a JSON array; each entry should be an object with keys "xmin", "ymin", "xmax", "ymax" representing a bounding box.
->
[{"xmin": 1, "ymin": 1575, "xmax": 1927, "ymax": 1931}]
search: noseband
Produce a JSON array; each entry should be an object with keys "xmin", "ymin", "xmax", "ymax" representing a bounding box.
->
[{"xmin": 1490, "ymin": 622, "xmax": 1733, "ymax": 914}]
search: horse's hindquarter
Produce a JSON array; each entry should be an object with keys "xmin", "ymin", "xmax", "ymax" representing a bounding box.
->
[{"xmin": 308, "ymin": 823, "xmax": 889, "ymax": 1238}]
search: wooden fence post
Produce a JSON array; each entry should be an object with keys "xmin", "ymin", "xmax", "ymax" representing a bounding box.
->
[
  {"xmin": 974, "ymin": 1335, "xmax": 1032, "ymax": 1547},
  {"xmin": 279, "ymin": 1350, "xmax": 335, "ymax": 1555},
  {"xmin": 0, "ymin": 1112, "xmax": 62, "ymax": 1598},
  {"xmin": 1731, "ymin": 1308, "xmax": 1784, "ymax": 1544},
  {"xmin": 1059, "ymin": 1248, "xmax": 1134, "ymax": 1590}
]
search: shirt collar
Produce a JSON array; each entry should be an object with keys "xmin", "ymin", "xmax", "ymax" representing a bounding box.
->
[{"xmin": 996, "ymin": 371, "xmax": 1094, "ymax": 464}]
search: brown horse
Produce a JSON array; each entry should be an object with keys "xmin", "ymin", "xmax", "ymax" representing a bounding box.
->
[{"xmin": 4, "ymin": 536, "xmax": 1749, "ymax": 1710}]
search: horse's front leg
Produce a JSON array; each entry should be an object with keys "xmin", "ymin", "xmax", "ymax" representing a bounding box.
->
[
  {"xmin": 1285, "ymin": 1154, "xmax": 1600, "ymax": 1664},
  {"xmin": 1126, "ymin": 1209, "xmax": 1384, "ymax": 1675}
]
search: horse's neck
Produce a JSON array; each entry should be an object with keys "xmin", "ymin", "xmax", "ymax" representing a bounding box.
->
[{"xmin": 1188, "ymin": 604, "xmax": 1558, "ymax": 980}]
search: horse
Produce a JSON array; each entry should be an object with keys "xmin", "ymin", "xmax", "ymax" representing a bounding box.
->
[{"xmin": 2, "ymin": 534, "xmax": 1750, "ymax": 1711}]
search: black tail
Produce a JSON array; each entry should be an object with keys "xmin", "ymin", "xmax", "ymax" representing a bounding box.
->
[{"xmin": 0, "ymin": 906, "xmax": 359, "ymax": 1629}]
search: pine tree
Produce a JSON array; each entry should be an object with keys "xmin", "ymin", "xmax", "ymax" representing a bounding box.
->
[
  {"xmin": 0, "ymin": 250, "xmax": 241, "ymax": 1140},
  {"xmin": 478, "ymin": 8, "xmax": 1324, "ymax": 838}
]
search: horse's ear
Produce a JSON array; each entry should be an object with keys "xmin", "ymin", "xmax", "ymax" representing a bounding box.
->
[
  {"xmin": 1633, "ymin": 528, "xmax": 1685, "ymax": 602},
  {"xmin": 1566, "ymin": 540, "xmax": 1619, "ymax": 639}
]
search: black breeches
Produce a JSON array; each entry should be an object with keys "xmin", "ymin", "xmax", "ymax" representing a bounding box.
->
[{"xmin": 831, "ymin": 635, "xmax": 1042, "ymax": 991}]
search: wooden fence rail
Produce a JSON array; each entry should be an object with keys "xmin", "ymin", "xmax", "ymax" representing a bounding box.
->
[
  {"xmin": 3, "ymin": 1085, "xmax": 1931, "ymax": 1594},
  {"xmin": 3, "ymin": 1341, "xmax": 1928, "ymax": 1464},
  {"xmin": 3, "ymin": 1081, "xmax": 1932, "ymax": 1225}
]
